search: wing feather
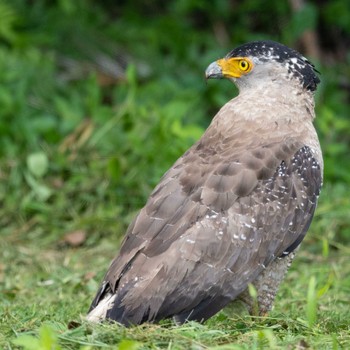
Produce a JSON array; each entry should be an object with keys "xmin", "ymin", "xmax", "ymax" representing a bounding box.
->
[{"xmin": 88, "ymin": 138, "xmax": 322, "ymax": 324}]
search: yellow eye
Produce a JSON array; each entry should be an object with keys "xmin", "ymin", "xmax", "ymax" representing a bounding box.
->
[{"xmin": 239, "ymin": 59, "xmax": 250, "ymax": 71}]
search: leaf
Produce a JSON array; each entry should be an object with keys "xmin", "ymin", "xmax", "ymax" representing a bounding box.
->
[
  {"xmin": 67, "ymin": 320, "xmax": 82, "ymax": 329},
  {"xmin": 0, "ymin": 1, "xmax": 18, "ymax": 43},
  {"xmin": 247, "ymin": 283, "xmax": 258, "ymax": 316},
  {"xmin": 62, "ymin": 230, "xmax": 87, "ymax": 247},
  {"xmin": 39, "ymin": 324, "xmax": 61, "ymax": 350},
  {"xmin": 12, "ymin": 325, "xmax": 61, "ymax": 350},
  {"xmin": 27, "ymin": 152, "xmax": 49, "ymax": 178},
  {"xmin": 12, "ymin": 335, "xmax": 41, "ymax": 350},
  {"xmin": 118, "ymin": 339, "xmax": 142, "ymax": 350},
  {"xmin": 306, "ymin": 276, "xmax": 317, "ymax": 328},
  {"xmin": 107, "ymin": 157, "xmax": 123, "ymax": 181},
  {"xmin": 257, "ymin": 329, "xmax": 277, "ymax": 349},
  {"xmin": 24, "ymin": 172, "xmax": 52, "ymax": 201}
]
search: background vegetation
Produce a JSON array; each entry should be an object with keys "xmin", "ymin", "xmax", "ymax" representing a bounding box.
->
[{"xmin": 0, "ymin": 0, "xmax": 349, "ymax": 349}]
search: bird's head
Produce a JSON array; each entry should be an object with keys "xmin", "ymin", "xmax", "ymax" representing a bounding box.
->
[{"xmin": 206, "ymin": 40, "xmax": 320, "ymax": 92}]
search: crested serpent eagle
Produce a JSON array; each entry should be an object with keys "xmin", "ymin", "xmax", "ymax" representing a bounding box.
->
[{"xmin": 87, "ymin": 40, "xmax": 323, "ymax": 325}]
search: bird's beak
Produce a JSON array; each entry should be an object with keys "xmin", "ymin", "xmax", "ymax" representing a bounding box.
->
[{"xmin": 205, "ymin": 61, "xmax": 224, "ymax": 79}]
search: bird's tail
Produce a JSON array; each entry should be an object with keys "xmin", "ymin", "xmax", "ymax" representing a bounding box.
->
[{"xmin": 86, "ymin": 292, "xmax": 117, "ymax": 322}]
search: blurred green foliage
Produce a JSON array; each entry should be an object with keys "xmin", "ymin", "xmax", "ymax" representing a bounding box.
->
[{"xmin": 0, "ymin": 0, "xmax": 349, "ymax": 247}]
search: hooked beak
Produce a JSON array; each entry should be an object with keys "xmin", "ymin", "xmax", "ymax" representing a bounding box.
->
[{"xmin": 205, "ymin": 61, "xmax": 223, "ymax": 79}]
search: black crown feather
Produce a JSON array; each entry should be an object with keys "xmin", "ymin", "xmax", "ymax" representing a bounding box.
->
[{"xmin": 227, "ymin": 40, "xmax": 320, "ymax": 92}]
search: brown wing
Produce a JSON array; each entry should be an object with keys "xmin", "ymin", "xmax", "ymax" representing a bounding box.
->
[{"xmin": 88, "ymin": 139, "xmax": 322, "ymax": 325}]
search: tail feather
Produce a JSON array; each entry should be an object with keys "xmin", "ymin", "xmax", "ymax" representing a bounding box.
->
[{"xmin": 86, "ymin": 292, "xmax": 117, "ymax": 322}]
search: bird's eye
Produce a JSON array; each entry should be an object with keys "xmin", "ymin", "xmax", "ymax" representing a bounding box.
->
[{"xmin": 239, "ymin": 59, "xmax": 250, "ymax": 71}]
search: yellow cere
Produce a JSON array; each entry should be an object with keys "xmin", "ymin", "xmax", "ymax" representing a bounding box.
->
[{"xmin": 216, "ymin": 57, "xmax": 253, "ymax": 78}]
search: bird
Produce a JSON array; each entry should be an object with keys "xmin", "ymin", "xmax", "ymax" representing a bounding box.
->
[{"xmin": 87, "ymin": 40, "xmax": 323, "ymax": 326}]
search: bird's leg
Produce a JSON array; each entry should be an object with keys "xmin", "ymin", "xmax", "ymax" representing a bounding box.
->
[{"xmin": 237, "ymin": 250, "xmax": 297, "ymax": 316}]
